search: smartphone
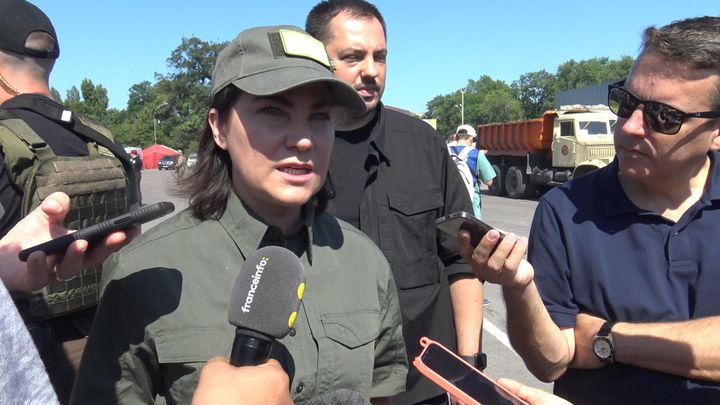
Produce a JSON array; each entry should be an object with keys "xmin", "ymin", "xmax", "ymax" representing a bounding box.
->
[
  {"xmin": 436, "ymin": 211, "xmax": 505, "ymax": 247},
  {"xmin": 414, "ymin": 337, "xmax": 528, "ymax": 405},
  {"xmin": 18, "ymin": 201, "xmax": 175, "ymax": 261}
]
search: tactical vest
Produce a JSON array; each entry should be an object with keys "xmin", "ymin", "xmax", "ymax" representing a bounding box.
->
[{"xmin": 0, "ymin": 107, "xmax": 132, "ymax": 318}]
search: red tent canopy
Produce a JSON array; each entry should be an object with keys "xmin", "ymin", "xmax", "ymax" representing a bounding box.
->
[{"xmin": 142, "ymin": 144, "xmax": 180, "ymax": 169}]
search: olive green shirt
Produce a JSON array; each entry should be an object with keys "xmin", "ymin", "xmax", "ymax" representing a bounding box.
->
[{"xmin": 72, "ymin": 193, "xmax": 407, "ymax": 404}]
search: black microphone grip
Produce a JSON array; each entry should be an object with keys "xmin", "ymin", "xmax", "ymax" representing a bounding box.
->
[
  {"xmin": 229, "ymin": 332, "xmax": 273, "ymax": 366},
  {"xmin": 18, "ymin": 201, "xmax": 174, "ymax": 261}
]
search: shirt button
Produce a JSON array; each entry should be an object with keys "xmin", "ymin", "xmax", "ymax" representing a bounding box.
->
[
  {"xmin": 295, "ymin": 382, "xmax": 304, "ymax": 393},
  {"xmin": 289, "ymin": 328, "xmax": 296, "ymax": 337}
]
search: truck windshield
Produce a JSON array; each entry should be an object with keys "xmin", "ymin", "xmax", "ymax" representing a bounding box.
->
[{"xmin": 579, "ymin": 120, "xmax": 609, "ymax": 136}]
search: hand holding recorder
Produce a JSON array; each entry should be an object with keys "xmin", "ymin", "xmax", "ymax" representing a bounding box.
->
[
  {"xmin": 18, "ymin": 201, "xmax": 174, "ymax": 262},
  {"xmin": 1, "ymin": 192, "xmax": 146, "ymax": 292},
  {"xmin": 437, "ymin": 211, "xmax": 534, "ymax": 287}
]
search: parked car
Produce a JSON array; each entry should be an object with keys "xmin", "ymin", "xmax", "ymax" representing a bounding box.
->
[
  {"xmin": 186, "ymin": 153, "xmax": 198, "ymax": 168},
  {"xmin": 158, "ymin": 155, "xmax": 178, "ymax": 170}
]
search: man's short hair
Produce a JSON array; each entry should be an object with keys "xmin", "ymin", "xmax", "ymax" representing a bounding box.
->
[
  {"xmin": 641, "ymin": 16, "xmax": 720, "ymax": 108},
  {"xmin": 456, "ymin": 131, "xmax": 473, "ymax": 141},
  {"xmin": 306, "ymin": 0, "xmax": 387, "ymax": 44}
]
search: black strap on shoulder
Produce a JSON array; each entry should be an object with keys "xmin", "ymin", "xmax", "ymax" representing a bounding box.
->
[
  {"xmin": 4, "ymin": 97, "xmax": 138, "ymax": 205},
  {"xmin": 4, "ymin": 97, "xmax": 127, "ymax": 159}
]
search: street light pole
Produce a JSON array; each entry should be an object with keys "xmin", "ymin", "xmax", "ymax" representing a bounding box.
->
[
  {"xmin": 153, "ymin": 101, "xmax": 168, "ymax": 145},
  {"xmin": 460, "ymin": 90, "xmax": 465, "ymax": 125}
]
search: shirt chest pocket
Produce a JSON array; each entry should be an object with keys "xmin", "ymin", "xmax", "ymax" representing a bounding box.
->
[
  {"xmin": 155, "ymin": 328, "xmax": 232, "ymax": 402},
  {"xmin": 318, "ymin": 310, "xmax": 380, "ymax": 388},
  {"xmin": 385, "ymin": 190, "xmax": 444, "ymax": 289}
]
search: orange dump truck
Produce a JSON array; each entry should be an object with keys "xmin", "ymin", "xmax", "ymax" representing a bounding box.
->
[{"xmin": 476, "ymin": 105, "xmax": 617, "ymax": 199}]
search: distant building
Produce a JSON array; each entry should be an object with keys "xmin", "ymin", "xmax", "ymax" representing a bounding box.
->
[{"xmin": 555, "ymin": 80, "xmax": 620, "ymax": 108}]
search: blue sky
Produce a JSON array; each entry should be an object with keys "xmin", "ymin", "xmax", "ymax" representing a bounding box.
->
[{"xmin": 32, "ymin": 1, "xmax": 716, "ymax": 114}]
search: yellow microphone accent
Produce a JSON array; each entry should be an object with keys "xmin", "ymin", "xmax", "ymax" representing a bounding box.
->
[
  {"xmin": 297, "ymin": 282, "xmax": 305, "ymax": 300},
  {"xmin": 288, "ymin": 311, "xmax": 298, "ymax": 328}
]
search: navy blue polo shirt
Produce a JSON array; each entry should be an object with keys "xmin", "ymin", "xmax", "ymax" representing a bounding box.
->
[{"xmin": 529, "ymin": 153, "xmax": 720, "ymax": 404}]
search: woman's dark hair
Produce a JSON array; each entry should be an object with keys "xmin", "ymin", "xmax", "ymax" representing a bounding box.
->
[
  {"xmin": 176, "ymin": 85, "xmax": 332, "ymax": 221},
  {"xmin": 174, "ymin": 85, "xmax": 237, "ymax": 221}
]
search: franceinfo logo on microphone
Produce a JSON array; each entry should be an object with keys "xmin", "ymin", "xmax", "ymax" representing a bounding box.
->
[{"xmin": 241, "ymin": 255, "xmax": 269, "ymax": 313}]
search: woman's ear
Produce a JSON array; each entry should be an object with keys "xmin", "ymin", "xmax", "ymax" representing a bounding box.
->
[{"xmin": 208, "ymin": 108, "xmax": 228, "ymax": 150}]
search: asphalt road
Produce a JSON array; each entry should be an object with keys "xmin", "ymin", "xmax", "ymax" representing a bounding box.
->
[{"xmin": 138, "ymin": 169, "xmax": 554, "ymax": 394}]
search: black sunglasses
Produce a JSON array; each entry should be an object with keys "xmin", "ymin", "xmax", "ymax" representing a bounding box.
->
[{"xmin": 607, "ymin": 80, "xmax": 720, "ymax": 135}]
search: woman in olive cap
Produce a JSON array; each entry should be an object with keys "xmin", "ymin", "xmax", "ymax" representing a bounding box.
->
[{"xmin": 73, "ymin": 25, "xmax": 407, "ymax": 404}]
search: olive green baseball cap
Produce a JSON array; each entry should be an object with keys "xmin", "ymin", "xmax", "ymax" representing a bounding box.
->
[{"xmin": 211, "ymin": 25, "xmax": 365, "ymax": 114}]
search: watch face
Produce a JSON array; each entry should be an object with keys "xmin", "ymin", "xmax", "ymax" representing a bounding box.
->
[{"xmin": 593, "ymin": 337, "xmax": 613, "ymax": 359}]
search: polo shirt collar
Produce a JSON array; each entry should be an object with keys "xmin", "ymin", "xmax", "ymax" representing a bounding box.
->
[
  {"xmin": 602, "ymin": 151, "xmax": 720, "ymax": 217},
  {"xmin": 601, "ymin": 159, "xmax": 637, "ymax": 216},
  {"xmin": 218, "ymin": 192, "xmax": 314, "ymax": 263},
  {"xmin": 704, "ymin": 151, "xmax": 720, "ymax": 201}
]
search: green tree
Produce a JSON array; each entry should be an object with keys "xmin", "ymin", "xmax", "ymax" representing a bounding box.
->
[
  {"xmin": 127, "ymin": 81, "xmax": 154, "ymax": 114},
  {"xmin": 511, "ymin": 70, "xmax": 556, "ymax": 119},
  {"xmin": 151, "ymin": 37, "xmax": 227, "ymax": 151},
  {"xmin": 476, "ymin": 88, "xmax": 525, "ymax": 125},
  {"xmin": 79, "ymin": 78, "xmax": 109, "ymax": 119},
  {"xmin": 50, "ymin": 87, "xmax": 62, "ymax": 103},
  {"xmin": 424, "ymin": 92, "xmax": 464, "ymax": 137},
  {"xmin": 65, "ymin": 86, "xmax": 80, "ymax": 105},
  {"xmin": 465, "ymin": 76, "xmax": 524, "ymax": 125},
  {"xmin": 425, "ymin": 76, "xmax": 527, "ymax": 136},
  {"xmin": 555, "ymin": 56, "xmax": 633, "ymax": 92}
]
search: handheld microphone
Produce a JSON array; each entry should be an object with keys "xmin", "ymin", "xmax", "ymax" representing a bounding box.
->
[{"xmin": 227, "ymin": 246, "xmax": 306, "ymax": 366}]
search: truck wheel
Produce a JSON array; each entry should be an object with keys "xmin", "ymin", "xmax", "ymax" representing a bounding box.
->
[
  {"xmin": 505, "ymin": 166, "xmax": 528, "ymax": 199},
  {"xmin": 488, "ymin": 164, "xmax": 505, "ymax": 196}
]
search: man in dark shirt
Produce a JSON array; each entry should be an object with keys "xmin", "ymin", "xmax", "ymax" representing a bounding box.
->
[
  {"xmin": 306, "ymin": 2, "xmax": 484, "ymax": 403},
  {"xmin": 130, "ymin": 149, "xmax": 143, "ymax": 204},
  {"xmin": 463, "ymin": 16, "xmax": 720, "ymax": 404}
]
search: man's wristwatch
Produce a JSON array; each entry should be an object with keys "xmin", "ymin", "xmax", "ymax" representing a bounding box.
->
[
  {"xmin": 460, "ymin": 353, "xmax": 487, "ymax": 370},
  {"xmin": 592, "ymin": 321, "xmax": 616, "ymax": 363}
]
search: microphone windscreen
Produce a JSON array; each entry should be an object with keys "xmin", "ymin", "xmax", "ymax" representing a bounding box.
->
[
  {"xmin": 307, "ymin": 389, "xmax": 371, "ymax": 405},
  {"xmin": 227, "ymin": 246, "xmax": 306, "ymax": 340}
]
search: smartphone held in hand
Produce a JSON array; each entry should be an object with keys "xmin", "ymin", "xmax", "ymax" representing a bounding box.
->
[
  {"xmin": 414, "ymin": 337, "xmax": 527, "ymax": 405},
  {"xmin": 436, "ymin": 211, "xmax": 505, "ymax": 248}
]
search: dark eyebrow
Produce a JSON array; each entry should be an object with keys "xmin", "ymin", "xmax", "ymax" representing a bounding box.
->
[{"xmin": 255, "ymin": 93, "xmax": 333, "ymax": 110}]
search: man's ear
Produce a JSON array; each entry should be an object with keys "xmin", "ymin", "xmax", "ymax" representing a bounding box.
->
[
  {"xmin": 710, "ymin": 120, "xmax": 720, "ymax": 151},
  {"xmin": 208, "ymin": 108, "xmax": 228, "ymax": 151}
]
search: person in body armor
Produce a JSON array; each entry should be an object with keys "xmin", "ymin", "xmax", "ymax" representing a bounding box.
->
[{"xmin": 0, "ymin": 1, "xmax": 139, "ymax": 402}]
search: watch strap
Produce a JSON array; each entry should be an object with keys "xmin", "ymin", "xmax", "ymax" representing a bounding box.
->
[
  {"xmin": 598, "ymin": 321, "xmax": 615, "ymax": 337},
  {"xmin": 460, "ymin": 353, "xmax": 487, "ymax": 371}
]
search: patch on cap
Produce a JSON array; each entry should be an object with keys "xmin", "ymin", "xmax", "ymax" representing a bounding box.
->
[{"xmin": 278, "ymin": 29, "xmax": 332, "ymax": 69}]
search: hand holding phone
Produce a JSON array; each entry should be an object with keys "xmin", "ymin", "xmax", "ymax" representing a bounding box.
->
[
  {"xmin": 413, "ymin": 337, "xmax": 528, "ymax": 405},
  {"xmin": 436, "ymin": 211, "xmax": 505, "ymax": 248},
  {"xmin": 18, "ymin": 201, "xmax": 175, "ymax": 261}
]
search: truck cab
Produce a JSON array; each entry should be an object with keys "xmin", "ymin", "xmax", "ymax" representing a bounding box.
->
[{"xmin": 551, "ymin": 105, "xmax": 617, "ymax": 180}]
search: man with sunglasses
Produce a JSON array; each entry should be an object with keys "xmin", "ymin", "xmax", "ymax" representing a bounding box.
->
[{"xmin": 460, "ymin": 16, "xmax": 720, "ymax": 404}]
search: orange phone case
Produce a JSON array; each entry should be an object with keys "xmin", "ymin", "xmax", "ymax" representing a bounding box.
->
[{"xmin": 413, "ymin": 337, "xmax": 528, "ymax": 405}]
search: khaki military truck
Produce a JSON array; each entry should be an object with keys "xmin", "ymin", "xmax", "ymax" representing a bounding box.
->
[{"xmin": 476, "ymin": 105, "xmax": 617, "ymax": 199}]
